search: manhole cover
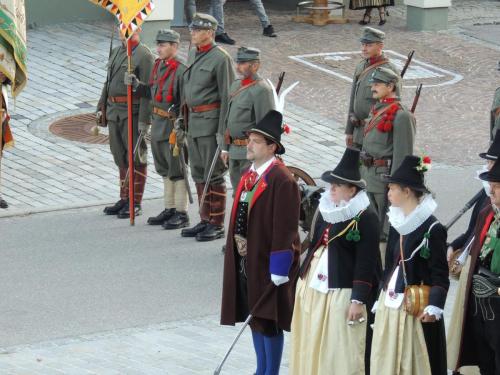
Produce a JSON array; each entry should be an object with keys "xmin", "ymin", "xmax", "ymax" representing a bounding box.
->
[
  {"xmin": 49, "ymin": 113, "xmax": 109, "ymax": 144},
  {"xmin": 48, "ymin": 113, "xmax": 152, "ymax": 145}
]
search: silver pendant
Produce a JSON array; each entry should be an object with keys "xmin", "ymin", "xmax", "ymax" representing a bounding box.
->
[{"xmin": 240, "ymin": 191, "xmax": 248, "ymax": 201}]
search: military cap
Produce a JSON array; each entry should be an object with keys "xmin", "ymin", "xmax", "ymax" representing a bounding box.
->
[
  {"xmin": 190, "ymin": 13, "xmax": 218, "ymax": 31},
  {"xmin": 369, "ymin": 67, "xmax": 399, "ymax": 84},
  {"xmin": 156, "ymin": 29, "xmax": 180, "ymax": 44},
  {"xmin": 236, "ymin": 47, "xmax": 260, "ymax": 63},
  {"xmin": 360, "ymin": 27, "xmax": 385, "ymax": 43}
]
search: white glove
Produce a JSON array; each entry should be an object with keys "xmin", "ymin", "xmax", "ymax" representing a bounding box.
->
[{"xmin": 271, "ymin": 274, "xmax": 289, "ymax": 286}]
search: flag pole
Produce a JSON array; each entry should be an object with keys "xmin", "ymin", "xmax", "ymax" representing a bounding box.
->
[{"xmin": 126, "ymin": 37, "xmax": 135, "ymax": 226}]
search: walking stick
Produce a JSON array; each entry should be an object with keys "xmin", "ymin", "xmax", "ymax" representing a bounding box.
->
[
  {"xmin": 214, "ymin": 284, "xmax": 275, "ymax": 375},
  {"xmin": 123, "ymin": 130, "xmax": 146, "ymax": 189},
  {"xmin": 445, "ymin": 189, "xmax": 484, "ymax": 230},
  {"xmin": 126, "ymin": 38, "xmax": 135, "ymax": 225}
]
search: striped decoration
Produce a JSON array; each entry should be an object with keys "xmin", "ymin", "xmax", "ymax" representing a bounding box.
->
[{"xmin": 89, "ymin": 0, "xmax": 155, "ymax": 39}]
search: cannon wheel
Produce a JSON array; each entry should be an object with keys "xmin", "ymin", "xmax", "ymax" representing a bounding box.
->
[
  {"xmin": 287, "ymin": 165, "xmax": 316, "ymax": 186},
  {"xmin": 287, "ymin": 165, "xmax": 318, "ymax": 252}
]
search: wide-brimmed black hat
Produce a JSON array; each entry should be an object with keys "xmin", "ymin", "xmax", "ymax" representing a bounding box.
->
[
  {"xmin": 479, "ymin": 130, "xmax": 500, "ymax": 160},
  {"xmin": 321, "ymin": 148, "xmax": 366, "ymax": 188},
  {"xmin": 247, "ymin": 110, "xmax": 285, "ymax": 154},
  {"xmin": 382, "ymin": 155, "xmax": 430, "ymax": 193},
  {"xmin": 479, "ymin": 159, "xmax": 500, "ymax": 182}
]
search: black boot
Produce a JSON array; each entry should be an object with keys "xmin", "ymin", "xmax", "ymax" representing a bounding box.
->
[
  {"xmin": 196, "ymin": 223, "xmax": 225, "ymax": 242},
  {"xmin": 103, "ymin": 199, "xmax": 127, "ymax": 215},
  {"xmin": 215, "ymin": 32, "xmax": 235, "ymax": 45},
  {"xmin": 148, "ymin": 208, "xmax": 176, "ymax": 225},
  {"xmin": 163, "ymin": 211, "xmax": 190, "ymax": 230},
  {"xmin": 0, "ymin": 197, "xmax": 8, "ymax": 209},
  {"xmin": 117, "ymin": 203, "xmax": 142, "ymax": 219},
  {"xmin": 181, "ymin": 221, "xmax": 209, "ymax": 237},
  {"xmin": 263, "ymin": 25, "xmax": 277, "ymax": 37}
]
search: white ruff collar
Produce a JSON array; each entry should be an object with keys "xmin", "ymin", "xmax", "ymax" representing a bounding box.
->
[
  {"xmin": 387, "ymin": 194, "xmax": 437, "ymax": 235},
  {"xmin": 319, "ymin": 190, "xmax": 370, "ymax": 224}
]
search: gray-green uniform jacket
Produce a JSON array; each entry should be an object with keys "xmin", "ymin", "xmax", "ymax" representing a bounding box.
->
[
  {"xmin": 223, "ymin": 75, "xmax": 275, "ymax": 159},
  {"xmin": 345, "ymin": 54, "xmax": 399, "ymax": 146},
  {"xmin": 98, "ymin": 42, "xmax": 154, "ymax": 123},
  {"xmin": 491, "ymin": 87, "xmax": 500, "ymax": 140},
  {"xmin": 182, "ymin": 43, "xmax": 235, "ymax": 143},
  {"xmin": 361, "ymin": 101, "xmax": 416, "ymax": 194},
  {"xmin": 148, "ymin": 58, "xmax": 186, "ymax": 178}
]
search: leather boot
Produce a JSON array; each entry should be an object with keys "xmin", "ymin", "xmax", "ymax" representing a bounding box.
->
[
  {"xmin": 196, "ymin": 184, "xmax": 226, "ymax": 241},
  {"xmin": 133, "ymin": 165, "xmax": 147, "ymax": 205},
  {"xmin": 147, "ymin": 208, "xmax": 176, "ymax": 225},
  {"xmin": 117, "ymin": 201, "xmax": 142, "ymax": 219},
  {"xmin": 163, "ymin": 211, "xmax": 190, "ymax": 230},
  {"xmin": 181, "ymin": 182, "xmax": 210, "ymax": 237},
  {"xmin": 103, "ymin": 198, "xmax": 128, "ymax": 215}
]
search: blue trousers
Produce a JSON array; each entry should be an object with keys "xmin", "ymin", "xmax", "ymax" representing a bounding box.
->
[{"xmin": 251, "ymin": 330, "xmax": 284, "ymax": 375}]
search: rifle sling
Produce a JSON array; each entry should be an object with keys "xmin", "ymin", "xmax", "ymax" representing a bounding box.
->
[{"xmin": 357, "ymin": 59, "xmax": 390, "ymax": 81}]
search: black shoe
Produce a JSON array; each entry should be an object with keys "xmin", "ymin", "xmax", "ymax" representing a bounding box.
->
[
  {"xmin": 196, "ymin": 223, "xmax": 225, "ymax": 242},
  {"xmin": 103, "ymin": 199, "xmax": 128, "ymax": 215},
  {"xmin": 263, "ymin": 25, "xmax": 277, "ymax": 37},
  {"xmin": 359, "ymin": 11, "xmax": 371, "ymax": 25},
  {"xmin": 215, "ymin": 33, "xmax": 235, "ymax": 45},
  {"xmin": 117, "ymin": 204, "xmax": 142, "ymax": 219},
  {"xmin": 0, "ymin": 198, "xmax": 8, "ymax": 209},
  {"xmin": 148, "ymin": 208, "xmax": 176, "ymax": 225},
  {"xmin": 181, "ymin": 221, "xmax": 209, "ymax": 237},
  {"xmin": 163, "ymin": 212, "xmax": 190, "ymax": 230}
]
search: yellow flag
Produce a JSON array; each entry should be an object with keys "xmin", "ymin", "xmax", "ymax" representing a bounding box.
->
[{"xmin": 89, "ymin": 0, "xmax": 155, "ymax": 39}]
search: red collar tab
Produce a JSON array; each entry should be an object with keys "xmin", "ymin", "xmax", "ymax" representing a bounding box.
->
[
  {"xmin": 241, "ymin": 77, "xmax": 254, "ymax": 87},
  {"xmin": 369, "ymin": 55, "xmax": 383, "ymax": 65},
  {"xmin": 382, "ymin": 97, "xmax": 397, "ymax": 104},
  {"xmin": 197, "ymin": 43, "xmax": 213, "ymax": 53}
]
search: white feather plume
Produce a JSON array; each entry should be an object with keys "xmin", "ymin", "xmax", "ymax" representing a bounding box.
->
[{"xmin": 266, "ymin": 79, "xmax": 299, "ymax": 114}]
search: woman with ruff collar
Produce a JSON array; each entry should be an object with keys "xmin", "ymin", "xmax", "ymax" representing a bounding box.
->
[
  {"xmin": 290, "ymin": 148, "xmax": 382, "ymax": 375},
  {"xmin": 370, "ymin": 155, "xmax": 449, "ymax": 374}
]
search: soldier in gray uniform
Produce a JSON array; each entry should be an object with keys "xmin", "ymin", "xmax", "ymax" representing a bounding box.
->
[
  {"xmin": 180, "ymin": 13, "xmax": 235, "ymax": 242},
  {"xmin": 360, "ymin": 67, "xmax": 415, "ymax": 238},
  {"xmin": 98, "ymin": 30, "xmax": 154, "ymax": 218},
  {"xmin": 491, "ymin": 62, "xmax": 500, "ymax": 139},
  {"xmin": 345, "ymin": 27, "xmax": 399, "ymax": 149},
  {"xmin": 220, "ymin": 47, "xmax": 275, "ymax": 191},
  {"xmin": 126, "ymin": 30, "xmax": 190, "ymax": 229}
]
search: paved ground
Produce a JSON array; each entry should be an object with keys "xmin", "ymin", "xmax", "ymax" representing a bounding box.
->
[{"xmin": 0, "ymin": 0, "xmax": 499, "ymax": 373}]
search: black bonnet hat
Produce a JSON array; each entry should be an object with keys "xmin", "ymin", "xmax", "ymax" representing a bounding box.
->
[{"xmin": 321, "ymin": 148, "xmax": 366, "ymax": 188}]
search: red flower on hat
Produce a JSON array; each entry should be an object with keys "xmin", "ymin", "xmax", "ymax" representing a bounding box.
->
[
  {"xmin": 423, "ymin": 156, "xmax": 431, "ymax": 164},
  {"xmin": 282, "ymin": 124, "xmax": 291, "ymax": 134},
  {"xmin": 416, "ymin": 156, "xmax": 432, "ymax": 172}
]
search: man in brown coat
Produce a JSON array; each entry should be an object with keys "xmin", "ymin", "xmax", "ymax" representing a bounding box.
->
[{"xmin": 221, "ymin": 110, "xmax": 300, "ymax": 375}]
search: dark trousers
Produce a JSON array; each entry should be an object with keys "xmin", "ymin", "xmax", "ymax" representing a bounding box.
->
[{"xmin": 470, "ymin": 296, "xmax": 500, "ymax": 375}]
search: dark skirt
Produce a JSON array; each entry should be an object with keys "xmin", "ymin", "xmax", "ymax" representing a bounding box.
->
[{"xmin": 349, "ymin": 0, "xmax": 394, "ymax": 10}]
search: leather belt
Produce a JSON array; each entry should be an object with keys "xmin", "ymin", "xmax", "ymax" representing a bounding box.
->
[
  {"xmin": 352, "ymin": 119, "xmax": 366, "ymax": 127},
  {"xmin": 189, "ymin": 102, "xmax": 221, "ymax": 113},
  {"xmin": 109, "ymin": 95, "xmax": 139, "ymax": 104},
  {"xmin": 360, "ymin": 152, "xmax": 391, "ymax": 168},
  {"xmin": 232, "ymin": 138, "xmax": 249, "ymax": 146},
  {"xmin": 153, "ymin": 106, "xmax": 176, "ymax": 120}
]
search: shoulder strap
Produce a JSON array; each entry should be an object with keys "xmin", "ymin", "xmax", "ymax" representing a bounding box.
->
[
  {"xmin": 229, "ymin": 80, "xmax": 260, "ymax": 99},
  {"xmin": 357, "ymin": 59, "xmax": 390, "ymax": 81},
  {"xmin": 363, "ymin": 102, "xmax": 400, "ymax": 135}
]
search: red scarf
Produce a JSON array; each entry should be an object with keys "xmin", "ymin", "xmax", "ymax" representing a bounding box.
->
[
  {"xmin": 197, "ymin": 43, "xmax": 213, "ymax": 53},
  {"xmin": 149, "ymin": 58, "xmax": 178, "ymax": 103},
  {"xmin": 241, "ymin": 77, "xmax": 254, "ymax": 87}
]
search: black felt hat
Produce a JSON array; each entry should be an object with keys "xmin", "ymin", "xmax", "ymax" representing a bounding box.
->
[
  {"xmin": 479, "ymin": 159, "xmax": 500, "ymax": 182},
  {"xmin": 247, "ymin": 110, "xmax": 285, "ymax": 155},
  {"xmin": 321, "ymin": 148, "xmax": 366, "ymax": 188},
  {"xmin": 382, "ymin": 155, "xmax": 430, "ymax": 192},
  {"xmin": 479, "ymin": 130, "xmax": 500, "ymax": 160}
]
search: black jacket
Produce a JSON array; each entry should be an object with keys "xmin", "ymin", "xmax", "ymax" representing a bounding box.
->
[
  {"xmin": 302, "ymin": 208, "xmax": 382, "ymax": 304},
  {"xmin": 383, "ymin": 215, "xmax": 449, "ymax": 309}
]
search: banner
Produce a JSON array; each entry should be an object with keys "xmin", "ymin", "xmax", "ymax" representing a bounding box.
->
[
  {"xmin": 0, "ymin": 0, "xmax": 27, "ymax": 97},
  {"xmin": 89, "ymin": 0, "xmax": 155, "ymax": 39}
]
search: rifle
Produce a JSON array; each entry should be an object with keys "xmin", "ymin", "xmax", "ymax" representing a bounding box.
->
[
  {"xmin": 410, "ymin": 83, "xmax": 423, "ymax": 114},
  {"xmin": 400, "ymin": 50, "xmax": 415, "ymax": 78},
  {"xmin": 445, "ymin": 189, "xmax": 484, "ymax": 230},
  {"xmin": 275, "ymin": 71, "xmax": 285, "ymax": 94}
]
